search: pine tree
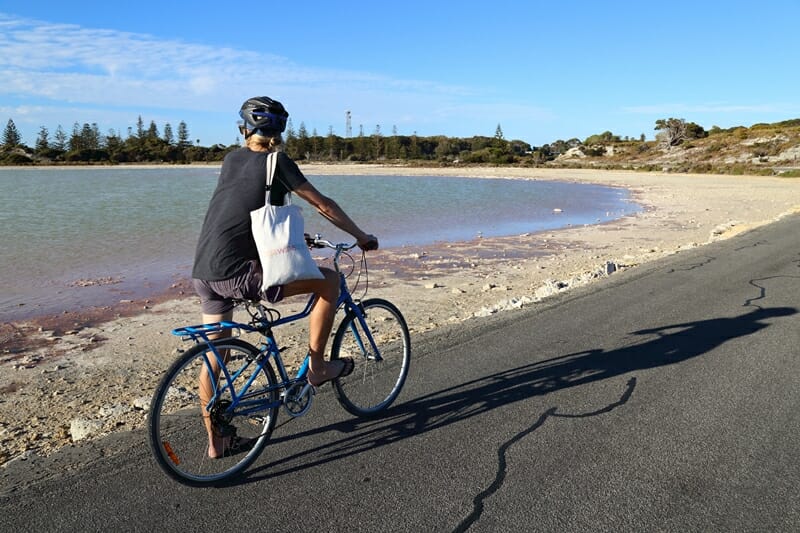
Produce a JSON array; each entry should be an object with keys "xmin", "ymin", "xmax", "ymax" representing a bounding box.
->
[
  {"xmin": 494, "ymin": 123, "xmax": 507, "ymax": 150},
  {"xmin": 91, "ymin": 123, "xmax": 103, "ymax": 148},
  {"xmin": 495, "ymin": 124, "xmax": 504, "ymax": 140},
  {"xmin": 147, "ymin": 120, "xmax": 159, "ymax": 140},
  {"xmin": 326, "ymin": 126, "xmax": 336, "ymax": 160},
  {"xmin": 53, "ymin": 125, "xmax": 67, "ymax": 151},
  {"xmin": 80, "ymin": 123, "xmax": 99, "ymax": 150},
  {"xmin": 106, "ymin": 129, "xmax": 123, "ymax": 153},
  {"xmin": 2, "ymin": 119, "xmax": 22, "ymax": 148},
  {"xmin": 295, "ymin": 122, "xmax": 310, "ymax": 159},
  {"xmin": 285, "ymin": 119, "xmax": 295, "ymax": 140},
  {"xmin": 69, "ymin": 122, "xmax": 82, "ymax": 151},
  {"xmin": 373, "ymin": 124, "xmax": 383, "ymax": 159},
  {"xmin": 177, "ymin": 121, "xmax": 191, "ymax": 148},
  {"xmin": 163, "ymin": 123, "xmax": 174, "ymax": 146},
  {"xmin": 35, "ymin": 126, "xmax": 50, "ymax": 152}
]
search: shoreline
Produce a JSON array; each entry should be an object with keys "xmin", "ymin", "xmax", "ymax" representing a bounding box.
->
[
  {"xmin": 0, "ymin": 165, "xmax": 636, "ymax": 326},
  {"xmin": 2, "ymin": 166, "xmax": 799, "ymax": 468}
]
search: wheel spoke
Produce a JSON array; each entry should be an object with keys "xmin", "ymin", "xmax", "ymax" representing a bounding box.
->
[
  {"xmin": 149, "ymin": 339, "xmax": 278, "ymax": 486},
  {"xmin": 332, "ymin": 299, "xmax": 410, "ymax": 417}
]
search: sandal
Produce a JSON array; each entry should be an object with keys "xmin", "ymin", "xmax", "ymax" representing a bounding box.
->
[
  {"xmin": 210, "ymin": 434, "xmax": 256, "ymax": 459},
  {"xmin": 307, "ymin": 357, "xmax": 355, "ymax": 387}
]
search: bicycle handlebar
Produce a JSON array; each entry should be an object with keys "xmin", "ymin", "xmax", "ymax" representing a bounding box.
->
[{"xmin": 304, "ymin": 233, "xmax": 358, "ymax": 251}]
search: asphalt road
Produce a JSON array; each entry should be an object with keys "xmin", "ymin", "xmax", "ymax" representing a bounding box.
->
[{"xmin": 2, "ymin": 214, "xmax": 799, "ymax": 532}]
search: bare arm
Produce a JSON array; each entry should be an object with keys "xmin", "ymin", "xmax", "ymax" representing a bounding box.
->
[{"xmin": 293, "ymin": 181, "xmax": 378, "ymax": 250}]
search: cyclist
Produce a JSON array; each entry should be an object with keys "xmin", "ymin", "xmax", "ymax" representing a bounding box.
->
[{"xmin": 192, "ymin": 96, "xmax": 378, "ymax": 457}]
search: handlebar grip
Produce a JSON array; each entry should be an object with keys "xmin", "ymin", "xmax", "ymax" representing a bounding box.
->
[{"xmin": 361, "ymin": 238, "xmax": 379, "ymax": 251}]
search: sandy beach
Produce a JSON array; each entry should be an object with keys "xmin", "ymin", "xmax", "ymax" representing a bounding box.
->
[{"xmin": 2, "ymin": 165, "xmax": 799, "ymax": 467}]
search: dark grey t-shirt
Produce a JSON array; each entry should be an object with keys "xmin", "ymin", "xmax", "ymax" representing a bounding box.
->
[{"xmin": 192, "ymin": 148, "xmax": 308, "ymax": 281}]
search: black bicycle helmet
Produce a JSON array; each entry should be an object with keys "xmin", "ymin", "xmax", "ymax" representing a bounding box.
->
[{"xmin": 239, "ymin": 96, "xmax": 289, "ymax": 134}]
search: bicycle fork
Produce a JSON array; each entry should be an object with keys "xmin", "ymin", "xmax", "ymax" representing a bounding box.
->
[{"xmin": 349, "ymin": 307, "xmax": 384, "ymax": 363}]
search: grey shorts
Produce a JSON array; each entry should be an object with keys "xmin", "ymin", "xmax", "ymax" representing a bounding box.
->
[{"xmin": 193, "ymin": 260, "xmax": 284, "ymax": 315}]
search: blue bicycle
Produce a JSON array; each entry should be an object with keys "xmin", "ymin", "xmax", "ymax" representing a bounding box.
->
[{"xmin": 148, "ymin": 235, "xmax": 411, "ymax": 486}]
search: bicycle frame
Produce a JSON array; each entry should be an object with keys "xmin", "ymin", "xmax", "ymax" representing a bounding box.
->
[{"xmin": 171, "ymin": 269, "xmax": 384, "ymax": 418}]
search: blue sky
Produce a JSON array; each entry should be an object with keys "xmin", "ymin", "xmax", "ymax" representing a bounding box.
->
[{"xmin": 2, "ymin": 1, "xmax": 799, "ymax": 148}]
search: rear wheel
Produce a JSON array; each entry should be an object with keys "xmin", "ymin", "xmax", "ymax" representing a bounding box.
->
[
  {"xmin": 330, "ymin": 299, "xmax": 410, "ymax": 417},
  {"xmin": 148, "ymin": 338, "xmax": 279, "ymax": 486}
]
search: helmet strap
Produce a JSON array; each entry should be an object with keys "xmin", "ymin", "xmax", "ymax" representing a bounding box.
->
[{"xmin": 240, "ymin": 125, "xmax": 256, "ymax": 140}]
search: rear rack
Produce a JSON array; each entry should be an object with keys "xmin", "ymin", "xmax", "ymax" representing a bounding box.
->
[{"xmin": 171, "ymin": 321, "xmax": 249, "ymax": 342}]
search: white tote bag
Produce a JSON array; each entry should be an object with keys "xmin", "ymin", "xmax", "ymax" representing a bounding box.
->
[{"xmin": 250, "ymin": 152, "xmax": 323, "ymax": 290}]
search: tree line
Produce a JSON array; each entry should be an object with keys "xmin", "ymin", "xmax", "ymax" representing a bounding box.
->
[
  {"xmin": 0, "ymin": 115, "xmax": 535, "ymax": 165},
  {"xmin": 0, "ymin": 116, "xmax": 206, "ymax": 165},
  {"xmin": 0, "ymin": 114, "xmax": 716, "ymax": 167}
]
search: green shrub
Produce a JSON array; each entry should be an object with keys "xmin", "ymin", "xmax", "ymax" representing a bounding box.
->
[
  {"xmin": 729, "ymin": 165, "xmax": 748, "ymax": 175},
  {"xmin": 778, "ymin": 169, "xmax": 800, "ymax": 177},
  {"xmin": 581, "ymin": 146, "xmax": 606, "ymax": 157},
  {"xmin": 776, "ymin": 118, "xmax": 800, "ymax": 128},
  {"xmin": 65, "ymin": 148, "xmax": 110, "ymax": 162},
  {"xmin": 689, "ymin": 163, "xmax": 713, "ymax": 174},
  {"xmin": 1, "ymin": 152, "xmax": 32, "ymax": 165}
]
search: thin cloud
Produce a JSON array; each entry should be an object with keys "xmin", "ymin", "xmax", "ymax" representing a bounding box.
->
[
  {"xmin": 0, "ymin": 13, "xmax": 555, "ymax": 143},
  {"xmin": 0, "ymin": 13, "xmax": 472, "ymax": 113},
  {"xmin": 0, "ymin": 15, "xmax": 286, "ymax": 109}
]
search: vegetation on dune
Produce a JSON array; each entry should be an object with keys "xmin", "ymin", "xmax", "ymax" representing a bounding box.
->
[{"xmin": 2, "ymin": 115, "xmax": 800, "ymax": 177}]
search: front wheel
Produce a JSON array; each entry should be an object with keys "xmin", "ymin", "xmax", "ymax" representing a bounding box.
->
[
  {"xmin": 148, "ymin": 338, "xmax": 279, "ymax": 486},
  {"xmin": 330, "ymin": 298, "xmax": 410, "ymax": 417}
]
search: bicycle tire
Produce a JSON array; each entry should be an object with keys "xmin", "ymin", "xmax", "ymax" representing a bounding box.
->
[
  {"xmin": 331, "ymin": 298, "xmax": 410, "ymax": 417},
  {"xmin": 148, "ymin": 338, "xmax": 279, "ymax": 486}
]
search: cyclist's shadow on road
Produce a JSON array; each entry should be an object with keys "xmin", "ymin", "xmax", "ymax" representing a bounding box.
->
[{"xmin": 245, "ymin": 306, "xmax": 796, "ymax": 483}]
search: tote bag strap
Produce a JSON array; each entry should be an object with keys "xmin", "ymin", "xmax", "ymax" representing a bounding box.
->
[{"xmin": 265, "ymin": 152, "xmax": 291, "ymax": 206}]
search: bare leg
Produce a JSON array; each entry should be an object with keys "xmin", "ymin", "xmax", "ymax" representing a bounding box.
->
[
  {"xmin": 282, "ymin": 268, "xmax": 346, "ymax": 384},
  {"xmin": 198, "ymin": 311, "xmax": 232, "ymax": 458}
]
